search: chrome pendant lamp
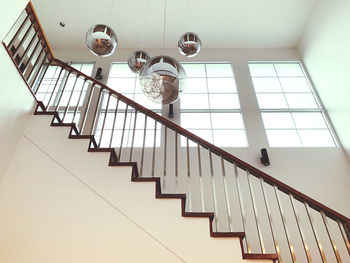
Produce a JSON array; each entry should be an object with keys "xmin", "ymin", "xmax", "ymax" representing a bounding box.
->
[
  {"xmin": 127, "ymin": 0, "xmax": 151, "ymax": 73},
  {"xmin": 85, "ymin": 0, "xmax": 118, "ymax": 57},
  {"xmin": 139, "ymin": 0, "xmax": 186, "ymax": 105},
  {"xmin": 178, "ymin": 0, "xmax": 201, "ymax": 57}
]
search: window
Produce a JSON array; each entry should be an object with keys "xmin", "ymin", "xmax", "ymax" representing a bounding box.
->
[
  {"xmin": 249, "ymin": 62, "xmax": 336, "ymax": 147},
  {"xmin": 180, "ymin": 63, "xmax": 247, "ymax": 147}
]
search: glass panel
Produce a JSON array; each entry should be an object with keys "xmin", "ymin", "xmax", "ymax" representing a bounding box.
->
[
  {"xmin": 213, "ymin": 130, "xmax": 247, "ymax": 147},
  {"xmin": 134, "ymin": 94, "xmax": 162, "ymax": 109},
  {"xmin": 184, "ymin": 78, "xmax": 207, "ymax": 93},
  {"xmin": 266, "ymin": 130, "xmax": 301, "ymax": 147},
  {"xmin": 206, "ymin": 64, "xmax": 234, "ymax": 77},
  {"xmin": 211, "ymin": 113, "xmax": 244, "ymax": 129},
  {"xmin": 181, "ymin": 113, "xmax": 211, "ymax": 128},
  {"xmin": 180, "ymin": 94, "xmax": 209, "ymax": 109},
  {"xmin": 280, "ymin": 77, "xmax": 310, "ymax": 92},
  {"xmin": 299, "ymin": 130, "xmax": 335, "ymax": 147},
  {"xmin": 207, "ymin": 78, "xmax": 237, "ymax": 93},
  {"xmin": 292, "ymin": 112, "xmax": 328, "ymax": 129},
  {"xmin": 107, "ymin": 78, "xmax": 136, "ymax": 93},
  {"xmin": 209, "ymin": 94, "xmax": 240, "ymax": 109},
  {"xmin": 275, "ymin": 63, "xmax": 304, "ymax": 77},
  {"xmin": 252, "ymin": 78, "xmax": 282, "ymax": 93},
  {"xmin": 109, "ymin": 63, "xmax": 135, "ymax": 77},
  {"xmin": 188, "ymin": 129, "xmax": 213, "ymax": 143},
  {"xmin": 182, "ymin": 63, "xmax": 206, "ymax": 77},
  {"xmin": 262, "ymin": 112, "xmax": 295, "ymax": 129},
  {"xmin": 81, "ymin": 64, "xmax": 94, "ymax": 76},
  {"xmin": 249, "ymin": 64, "xmax": 276, "ymax": 77},
  {"xmin": 256, "ymin": 94, "xmax": 288, "ymax": 109},
  {"xmin": 285, "ymin": 93, "xmax": 318, "ymax": 109}
]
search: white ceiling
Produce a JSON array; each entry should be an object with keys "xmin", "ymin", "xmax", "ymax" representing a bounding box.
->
[{"xmin": 32, "ymin": 0, "xmax": 318, "ymax": 50}]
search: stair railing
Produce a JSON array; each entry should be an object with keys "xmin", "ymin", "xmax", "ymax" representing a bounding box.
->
[{"xmin": 3, "ymin": 3, "xmax": 350, "ymax": 262}]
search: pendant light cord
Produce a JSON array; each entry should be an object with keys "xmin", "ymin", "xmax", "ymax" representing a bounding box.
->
[
  {"xmin": 187, "ymin": 0, "xmax": 190, "ymax": 32},
  {"xmin": 141, "ymin": 0, "xmax": 149, "ymax": 51},
  {"xmin": 108, "ymin": 0, "xmax": 116, "ymax": 21},
  {"xmin": 162, "ymin": 0, "xmax": 167, "ymax": 56}
]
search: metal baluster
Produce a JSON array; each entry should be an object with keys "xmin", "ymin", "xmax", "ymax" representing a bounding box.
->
[
  {"xmin": 18, "ymin": 30, "xmax": 37, "ymax": 66},
  {"xmin": 274, "ymin": 186, "xmax": 297, "ymax": 262},
  {"xmin": 62, "ymin": 75, "xmax": 79, "ymax": 122},
  {"xmin": 79, "ymin": 83, "xmax": 96, "ymax": 134},
  {"xmin": 31, "ymin": 57, "xmax": 49, "ymax": 92},
  {"xmin": 118, "ymin": 104, "xmax": 129, "ymax": 160},
  {"xmin": 26, "ymin": 45, "xmax": 46, "ymax": 81},
  {"xmin": 305, "ymin": 203, "xmax": 327, "ymax": 262},
  {"xmin": 151, "ymin": 121, "xmax": 157, "ymax": 177},
  {"xmin": 72, "ymin": 79, "xmax": 87, "ymax": 124},
  {"xmin": 289, "ymin": 194, "xmax": 312, "ymax": 262},
  {"xmin": 12, "ymin": 23, "xmax": 34, "ymax": 58},
  {"xmin": 129, "ymin": 111, "xmax": 138, "ymax": 162},
  {"xmin": 140, "ymin": 115, "xmax": 147, "ymax": 177},
  {"xmin": 209, "ymin": 150, "xmax": 219, "ymax": 232},
  {"xmin": 54, "ymin": 72, "xmax": 71, "ymax": 113},
  {"xmin": 221, "ymin": 157, "xmax": 233, "ymax": 232},
  {"xmin": 321, "ymin": 211, "xmax": 342, "ymax": 262},
  {"xmin": 233, "ymin": 163, "xmax": 251, "ymax": 253},
  {"xmin": 247, "ymin": 171, "xmax": 265, "ymax": 253},
  {"xmin": 46, "ymin": 67, "xmax": 64, "ymax": 109},
  {"xmin": 109, "ymin": 98, "xmax": 120, "ymax": 148},
  {"xmin": 337, "ymin": 220, "xmax": 350, "ymax": 256},
  {"xmin": 20, "ymin": 36, "xmax": 41, "ymax": 72},
  {"xmin": 186, "ymin": 138, "xmax": 192, "ymax": 212},
  {"xmin": 175, "ymin": 132, "xmax": 179, "ymax": 190},
  {"xmin": 89, "ymin": 87, "xmax": 103, "ymax": 136},
  {"xmin": 34, "ymin": 62, "xmax": 53, "ymax": 98},
  {"xmin": 197, "ymin": 144, "xmax": 205, "ymax": 212},
  {"xmin": 8, "ymin": 12, "xmax": 31, "ymax": 49},
  {"xmin": 98, "ymin": 92, "xmax": 111, "ymax": 147},
  {"xmin": 260, "ymin": 178, "xmax": 281, "ymax": 262}
]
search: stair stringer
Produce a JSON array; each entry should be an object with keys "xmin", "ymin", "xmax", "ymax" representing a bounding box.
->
[{"xmin": 26, "ymin": 110, "xmax": 276, "ymax": 263}]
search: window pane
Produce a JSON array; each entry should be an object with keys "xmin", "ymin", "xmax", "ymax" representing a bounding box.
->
[
  {"xmin": 249, "ymin": 64, "xmax": 276, "ymax": 77},
  {"xmin": 299, "ymin": 130, "xmax": 335, "ymax": 147},
  {"xmin": 108, "ymin": 78, "xmax": 136, "ymax": 93},
  {"xmin": 134, "ymin": 94, "xmax": 162, "ymax": 109},
  {"xmin": 252, "ymin": 78, "xmax": 282, "ymax": 93},
  {"xmin": 266, "ymin": 130, "xmax": 301, "ymax": 147},
  {"xmin": 213, "ymin": 130, "xmax": 247, "ymax": 147},
  {"xmin": 207, "ymin": 78, "xmax": 237, "ymax": 93},
  {"xmin": 188, "ymin": 129, "xmax": 213, "ymax": 143},
  {"xmin": 81, "ymin": 64, "xmax": 94, "ymax": 76},
  {"xmin": 209, "ymin": 94, "xmax": 240, "ymax": 109},
  {"xmin": 181, "ymin": 113, "xmax": 211, "ymax": 128},
  {"xmin": 109, "ymin": 64, "xmax": 135, "ymax": 77},
  {"xmin": 292, "ymin": 112, "xmax": 328, "ymax": 129},
  {"xmin": 275, "ymin": 63, "xmax": 304, "ymax": 77},
  {"xmin": 180, "ymin": 94, "xmax": 209, "ymax": 109},
  {"xmin": 182, "ymin": 63, "xmax": 206, "ymax": 77},
  {"xmin": 256, "ymin": 94, "xmax": 288, "ymax": 109},
  {"xmin": 211, "ymin": 113, "xmax": 244, "ymax": 129},
  {"xmin": 206, "ymin": 64, "xmax": 234, "ymax": 77},
  {"xmin": 280, "ymin": 77, "xmax": 310, "ymax": 92},
  {"xmin": 285, "ymin": 93, "xmax": 318, "ymax": 109},
  {"xmin": 262, "ymin": 113, "xmax": 295, "ymax": 129},
  {"xmin": 184, "ymin": 78, "xmax": 207, "ymax": 93}
]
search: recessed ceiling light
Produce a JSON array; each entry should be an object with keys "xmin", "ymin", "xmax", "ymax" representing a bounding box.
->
[{"xmin": 59, "ymin": 21, "xmax": 65, "ymax": 27}]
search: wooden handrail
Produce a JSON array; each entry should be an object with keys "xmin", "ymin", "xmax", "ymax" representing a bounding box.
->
[{"xmin": 52, "ymin": 58, "xmax": 350, "ymax": 228}]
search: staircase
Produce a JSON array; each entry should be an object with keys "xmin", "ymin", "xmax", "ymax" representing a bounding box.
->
[{"xmin": 1, "ymin": 2, "xmax": 350, "ymax": 262}]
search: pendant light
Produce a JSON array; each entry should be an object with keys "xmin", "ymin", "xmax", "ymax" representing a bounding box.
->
[
  {"xmin": 128, "ymin": 0, "xmax": 151, "ymax": 73},
  {"xmin": 178, "ymin": 0, "xmax": 201, "ymax": 57},
  {"xmin": 139, "ymin": 0, "xmax": 186, "ymax": 105},
  {"xmin": 85, "ymin": 0, "xmax": 118, "ymax": 57}
]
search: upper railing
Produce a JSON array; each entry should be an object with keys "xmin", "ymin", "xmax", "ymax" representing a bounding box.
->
[{"xmin": 3, "ymin": 2, "xmax": 350, "ymax": 262}]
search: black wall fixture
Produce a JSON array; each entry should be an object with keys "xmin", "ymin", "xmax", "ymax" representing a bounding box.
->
[
  {"xmin": 168, "ymin": 104, "xmax": 174, "ymax": 118},
  {"xmin": 95, "ymin": 67, "xmax": 103, "ymax": 80},
  {"xmin": 260, "ymin": 148, "xmax": 270, "ymax": 166}
]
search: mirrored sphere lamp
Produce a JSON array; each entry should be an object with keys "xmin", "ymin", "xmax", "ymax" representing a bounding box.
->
[
  {"xmin": 139, "ymin": 56, "xmax": 186, "ymax": 105},
  {"xmin": 178, "ymin": 32, "xmax": 201, "ymax": 57},
  {"xmin": 85, "ymin": 24, "xmax": 118, "ymax": 57},
  {"xmin": 128, "ymin": 50, "xmax": 151, "ymax": 73}
]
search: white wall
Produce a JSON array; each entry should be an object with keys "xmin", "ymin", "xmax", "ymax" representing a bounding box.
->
[
  {"xmin": 53, "ymin": 47, "xmax": 350, "ymax": 217},
  {"xmin": 298, "ymin": 0, "xmax": 350, "ymax": 159},
  {"xmin": 0, "ymin": 1, "xmax": 36, "ymax": 182}
]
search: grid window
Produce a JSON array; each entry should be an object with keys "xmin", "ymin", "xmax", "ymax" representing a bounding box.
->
[
  {"xmin": 180, "ymin": 63, "xmax": 247, "ymax": 147},
  {"xmin": 107, "ymin": 63, "xmax": 162, "ymax": 111},
  {"xmin": 249, "ymin": 62, "xmax": 336, "ymax": 147}
]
